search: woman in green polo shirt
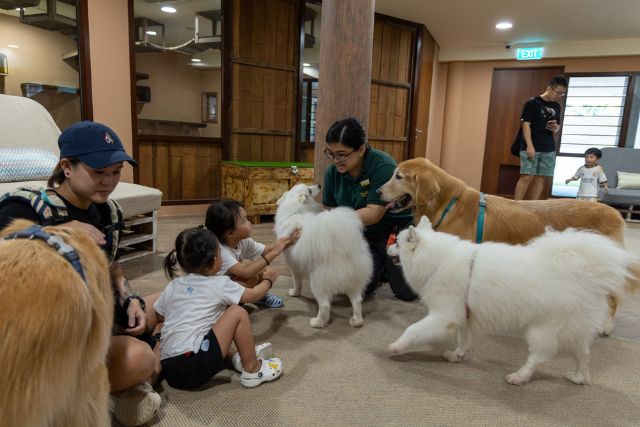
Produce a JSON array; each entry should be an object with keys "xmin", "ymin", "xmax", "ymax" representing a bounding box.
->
[{"xmin": 322, "ymin": 117, "xmax": 417, "ymax": 301}]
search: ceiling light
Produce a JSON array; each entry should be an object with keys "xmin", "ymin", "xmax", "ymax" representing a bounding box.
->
[
  {"xmin": 191, "ymin": 58, "xmax": 202, "ymax": 63},
  {"xmin": 303, "ymin": 62, "xmax": 311, "ymax": 66},
  {"xmin": 8, "ymin": 44, "xmax": 19, "ymax": 48},
  {"xmin": 161, "ymin": 6, "xmax": 177, "ymax": 13},
  {"xmin": 146, "ymin": 30, "xmax": 157, "ymax": 36},
  {"xmin": 496, "ymin": 22, "xmax": 513, "ymax": 30}
]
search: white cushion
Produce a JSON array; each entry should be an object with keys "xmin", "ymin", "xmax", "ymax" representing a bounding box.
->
[
  {"xmin": 617, "ymin": 171, "xmax": 640, "ymax": 189},
  {"xmin": 111, "ymin": 183, "xmax": 163, "ymax": 217}
]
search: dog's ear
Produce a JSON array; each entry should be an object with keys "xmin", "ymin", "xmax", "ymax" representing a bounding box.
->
[
  {"xmin": 414, "ymin": 169, "xmax": 440, "ymax": 206},
  {"xmin": 296, "ymin": 193, "xmax": 308, "ymax": 204},
  {"xmin": 407, "ymin": 226, "xmax": 417, "ymax": 243},
  {"xmin": 417, "ymin": 215, "xmax": 432, "ymax": 230}
]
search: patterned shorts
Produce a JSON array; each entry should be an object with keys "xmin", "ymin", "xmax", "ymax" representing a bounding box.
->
[{"xmin": 519, "ymin": 151, "xmax": 556, "ymax": 176}]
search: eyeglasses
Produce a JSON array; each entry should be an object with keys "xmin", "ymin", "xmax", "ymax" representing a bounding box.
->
[
  {"xmin": 324, "ymin": 148, "xmax": 355, "ymax": 163},
  {"xmin": 552, "ymin": 88, "xmax": 567, "ymax": 97}
]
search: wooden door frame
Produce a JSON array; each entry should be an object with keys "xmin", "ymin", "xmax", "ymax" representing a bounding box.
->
[{"xmin": 480, "ymin": 66, "xmax": 565, "ymax": 198}]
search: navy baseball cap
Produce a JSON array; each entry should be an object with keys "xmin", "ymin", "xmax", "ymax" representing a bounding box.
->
[{"xmin": 58, "ymin": 121, "xmax": 138, "ymax": 168}]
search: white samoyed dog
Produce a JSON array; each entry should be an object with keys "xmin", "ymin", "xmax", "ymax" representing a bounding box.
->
[
  {"xmin": 275, "ymin": 184, "xmax": 373, "ymax": 328},
  {"xmin": 387, "ymin": 216, "xmax": 633, "ymax": 386}
]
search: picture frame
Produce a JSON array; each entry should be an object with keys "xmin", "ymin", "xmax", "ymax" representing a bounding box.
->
[{"xmin": 202, "ymin": 92, "xmax": 218, "ymax": 123}]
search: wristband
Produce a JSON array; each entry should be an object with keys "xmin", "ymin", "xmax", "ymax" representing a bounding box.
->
[
  {"xmin": 263, "ymin": 278, "xmax": 273, "ymax": 289},
  {"xmin": 261, "ymin": 254, "xmax": 270, "ymax": 265},
  {"xmin": 123, "ymin": 295, "xmax": 146, "ymax": 312}
]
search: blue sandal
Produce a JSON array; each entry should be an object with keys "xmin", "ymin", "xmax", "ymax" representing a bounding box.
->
[{"xmin": 256, "ymin": 293, "xmax": 284, "ymax": 308}]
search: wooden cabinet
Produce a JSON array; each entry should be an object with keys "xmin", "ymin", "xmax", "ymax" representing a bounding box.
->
[{"xmin": 222, "ymin": 161, "xmax": 313, "ymax": 222}]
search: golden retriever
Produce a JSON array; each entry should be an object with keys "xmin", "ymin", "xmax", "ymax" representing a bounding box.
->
[
  {"xmin": 378, "ymin": 158, "xmax": 632, "ymax": 334},
  {"xmin": 0, "ymin": 219, "xmax": 113, "ymax": 427}
]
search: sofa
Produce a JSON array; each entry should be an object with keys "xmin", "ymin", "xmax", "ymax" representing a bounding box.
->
[
  {"xmin": 0, "ymin": 94, "xmax": 163, "ymax": 261},
  {"xmin": 598, "ymin": 146, "xmax": 640, "ymax": 223}
]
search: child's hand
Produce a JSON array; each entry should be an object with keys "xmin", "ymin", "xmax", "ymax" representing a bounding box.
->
[
  {"xmin": 273, "ymin": 236, "xmax": 290, "ymax": 253},
  {"xmin": 565, "ymin": 178, "xmax": 571, "ymax": 184},
  {"xmin": 263, "ymin": 266, "xmax": 279, "ymax": 284}
]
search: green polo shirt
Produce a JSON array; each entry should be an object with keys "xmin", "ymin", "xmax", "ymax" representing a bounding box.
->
[{"xmin": 322, "ymin": 147, "xmax": 413, "ymax": 235}]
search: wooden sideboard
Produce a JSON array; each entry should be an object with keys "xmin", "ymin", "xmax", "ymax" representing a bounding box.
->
[{"xmin": 222, "ymin": 161, "xmax": 314, "ymax": 223}]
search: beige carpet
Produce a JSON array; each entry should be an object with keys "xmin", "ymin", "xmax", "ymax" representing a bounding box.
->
[{"xmin": 124, "ymin": 277, "xmax": 640, "ymax": 427}]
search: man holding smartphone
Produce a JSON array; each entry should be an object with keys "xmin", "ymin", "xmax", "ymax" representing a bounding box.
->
[{"xmin": 513, "ymin": 75, "xmax": 568, "ymax": 200}]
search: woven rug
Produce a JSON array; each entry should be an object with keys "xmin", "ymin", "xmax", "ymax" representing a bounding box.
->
[{"xmin": 117, "ymin": 277, "xmax": 640, "ymax": 427}]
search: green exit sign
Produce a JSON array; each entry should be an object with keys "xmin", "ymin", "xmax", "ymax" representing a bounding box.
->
[{"xmin": 516, "ymin": 47, "xmax": 544, "ymax": 60}]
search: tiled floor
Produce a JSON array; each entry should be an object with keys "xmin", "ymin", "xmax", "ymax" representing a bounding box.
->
[{"xmin": 122, "ymin": 216, "xmax": 640, "ymax": 341}]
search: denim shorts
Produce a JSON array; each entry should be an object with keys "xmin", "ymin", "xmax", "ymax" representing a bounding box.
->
[{"xmin": 519, "ymin": 151, "xmax": 556, "ymax": 176}]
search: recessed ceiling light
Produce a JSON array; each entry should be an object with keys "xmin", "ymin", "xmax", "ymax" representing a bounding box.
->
[
  {"xmin": 146, "ymin": 30, "xmax": 157, "ymax": 36},
  {"xmin": 303, "ymin": 62, "xmax": 311, "ymax": 67},
  {"xmin": 161, "ymin": 6, "xmax": 177, "ymax": 13},
  {"xmin": 8, "ymin": 44, "xmax": 19, "ymax": 48},
  {"xmin": 496, "ymin": 22, "xmax": 513, "ymax": 30},
  {"xmin": 191, "ymin": 58, "xmax": 202, "ymax": 63}
]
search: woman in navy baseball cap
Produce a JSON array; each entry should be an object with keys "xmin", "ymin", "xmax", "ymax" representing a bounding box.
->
[{"xmin": 0, "ymin": 120, "xmax": 161, "ymax": 426}]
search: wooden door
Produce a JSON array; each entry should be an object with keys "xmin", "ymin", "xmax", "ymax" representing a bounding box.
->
[
  {"xmin": 229, "ymin": 0, "xmax": 300, "ymax": 161},
  {"xmin": 368, "ymin": 18, "xmax": 416, "ymax": 162},
  {"xmin": 480, "ymin": 66, "xmax": 564, "ymax": 198}
]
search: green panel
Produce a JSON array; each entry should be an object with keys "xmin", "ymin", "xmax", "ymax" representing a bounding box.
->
[{"xmin": 223, "ymin": 160, "xmax": 314, "ymax": 168}]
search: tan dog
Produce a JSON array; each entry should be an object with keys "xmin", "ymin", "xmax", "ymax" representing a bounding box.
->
[
  {"xmin": 378, "ymin": 158, "xmax": 631, "ymax": 334},
  {"xmin": 0, "ymin": 219, "xmax": 113, "ymax": 427}
]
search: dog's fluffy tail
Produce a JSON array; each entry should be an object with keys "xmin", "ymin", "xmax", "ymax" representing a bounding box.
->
[{"xmin": 530, "ymin": 228, "xmax": 633, "ymax": 299}]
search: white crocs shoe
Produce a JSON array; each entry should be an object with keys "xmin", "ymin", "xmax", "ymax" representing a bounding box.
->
[
  {"xmin": 240, "ymin": 357, "xmax": 283, "ymax": 388},
  {"xmin": 111, "ymin": 381, "xmax": 161, "ymax": 426},
  {"xmin": 231, "ymin": 342, "xmax": 273, "ymax": 373}
]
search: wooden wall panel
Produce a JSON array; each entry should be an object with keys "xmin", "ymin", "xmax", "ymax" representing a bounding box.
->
[
  {"xmin": 367, "ymin": 18, "xmax": 416, "ymax": 162},
  {"xmin": 137, "ymin": 136, "xmax": 223, "ymax": 203},
  {"xmin": 230, "ymin": 0, "xmax": 299, "ymax": 161},
  {"xmin": 232, "ymin": 134, "xmax": 293, "ymax": 162}
]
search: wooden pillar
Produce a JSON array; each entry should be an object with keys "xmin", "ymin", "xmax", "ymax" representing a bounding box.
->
[{"xmin": 314, "ymin": 0, "xmax": 375, "ymax": 184}]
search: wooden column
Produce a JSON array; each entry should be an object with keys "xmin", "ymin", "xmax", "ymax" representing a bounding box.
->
[{"xmin": 314, "ymin": 0, "xmax": 375, "ymax": 184}]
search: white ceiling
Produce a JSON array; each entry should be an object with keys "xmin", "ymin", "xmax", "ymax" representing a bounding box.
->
[{"xmin": 375, "ymin": 0, "xmax": 640, "ymax": 61}]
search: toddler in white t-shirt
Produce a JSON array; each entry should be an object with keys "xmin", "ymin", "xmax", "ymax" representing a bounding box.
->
[
  {"xmin": 155, "ymin": 227, "xmax": 283, "ymax": 389},
  {"xmin": 204, "ymin": 199, "xmax": 298, "ymax": 308},
  {"xmin": 565, "ymin": 147, "xmax": 609, "ymax": 201}
]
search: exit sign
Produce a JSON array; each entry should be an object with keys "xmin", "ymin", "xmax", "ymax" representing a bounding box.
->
[{"xmin": 517, "ymin": 47, "xmax": 544, "ymax": 60}]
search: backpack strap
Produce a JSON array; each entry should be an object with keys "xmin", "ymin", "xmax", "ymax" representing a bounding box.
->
[
  {"xmin": 0, "ymin": 186, "xmax": 125, "ymax": 262},
  {"xmin": 0, "ymin": 186, "xmax": 69, "ymax": 226},
  {"xmin": 104, "ymin": 198, "xmax": 125, "ymax": 261}
]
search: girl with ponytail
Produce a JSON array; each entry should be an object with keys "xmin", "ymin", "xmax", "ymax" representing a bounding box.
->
[{"xmin": 155, "ymin": 227, "xmax": 285, "ymax": 389}]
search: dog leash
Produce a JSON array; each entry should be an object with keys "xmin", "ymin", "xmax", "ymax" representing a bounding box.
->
[
  {"xmin": 433, "ymin": 197, "xmax": 458, "ymax": 229},
  {"xmin": 2, "ymin": 224, "xmax": 86, "ymax": 281},
  {"xmin": 476, "ymin": 192, "xmax": 487, "ymax": 243}
]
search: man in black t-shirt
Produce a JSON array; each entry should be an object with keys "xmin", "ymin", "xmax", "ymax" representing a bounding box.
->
[{"xmin": 513, "ymin": 75, "xmax": 568, "ymax": 200}]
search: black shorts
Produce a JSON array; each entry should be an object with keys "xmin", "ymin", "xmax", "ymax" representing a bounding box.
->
[{"xmin": 160, "ymin": 329, "xmax": 227, "ymax": 389}]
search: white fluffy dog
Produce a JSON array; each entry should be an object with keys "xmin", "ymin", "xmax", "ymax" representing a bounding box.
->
[
  {"xmin": 387, "ymin": 216, "xmax": 633, "ymax": 386},
  {"xmin": 275, "ymin": 184, "xmax": 373, "ymax": 328}
]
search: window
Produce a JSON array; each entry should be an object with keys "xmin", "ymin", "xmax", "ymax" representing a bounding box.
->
[{"xmin": 552, "ymin": 73, "xmax": 640, "ymax": 197}]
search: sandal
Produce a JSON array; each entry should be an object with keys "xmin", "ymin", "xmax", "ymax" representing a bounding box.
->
[
  {"xmin": 255, "ymin": 293, "xmax": 283, "ymax": 308},
  {"xmin": 231, "ymin": 342, "xmax": 273, "ymax": 373},
  {"xmin": 240, "ymin": 357, "xmax": 283, "ymax": 388}
]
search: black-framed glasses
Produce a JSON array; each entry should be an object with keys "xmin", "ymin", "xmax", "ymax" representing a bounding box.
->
[
  {"xmin": 552, "ymin": 88, "xmax": 567, "ymax": 97},
  {"xmin": 324, "ymin": 148, "xmax": 355, "ymax": 163}
]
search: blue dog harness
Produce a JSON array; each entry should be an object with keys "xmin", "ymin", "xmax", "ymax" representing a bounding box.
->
[
  {"xmin": 433, "ymin": 193, "xmax": 487, "ymax": 243},
  {"xmin": 2, "ymin": 225, "xmax": 86, "ymax": 281}
]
